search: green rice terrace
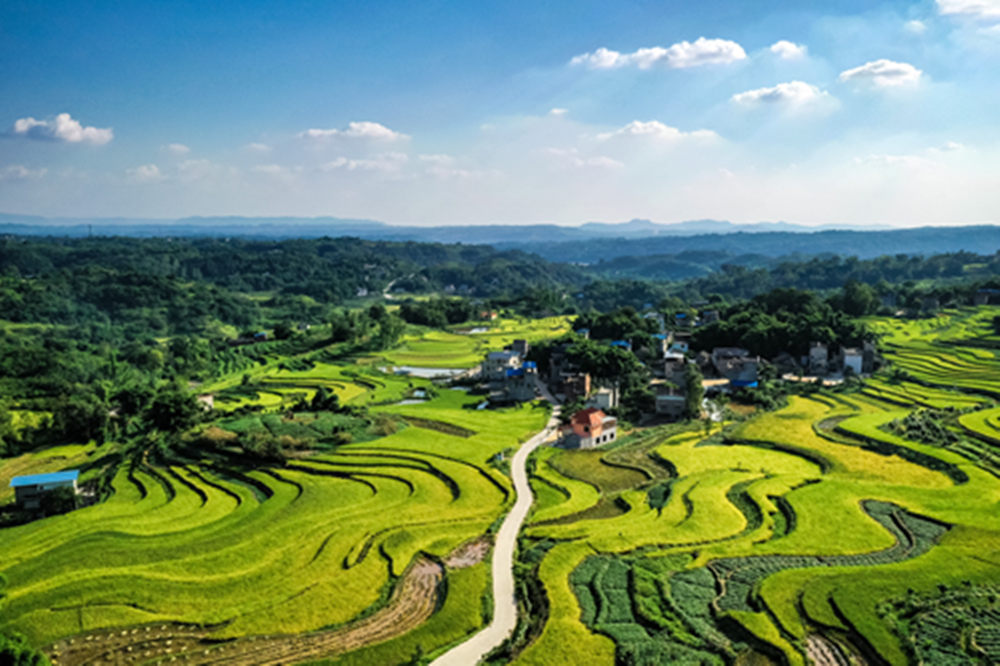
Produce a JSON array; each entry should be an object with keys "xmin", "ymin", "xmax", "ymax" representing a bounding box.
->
[
  {"xmin": 499, "ymin": 309, "xmax": 1000, "ymax": 666},
  {"xmin": 3, "ymin": 309, "xmax": 1000, "ymax": 665},
  {"xmin": 0, "ymin": 317, "xmax": 565, "ymax": 665}
]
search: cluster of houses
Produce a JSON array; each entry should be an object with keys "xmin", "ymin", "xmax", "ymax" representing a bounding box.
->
[{"xmin": 475, "ymin": 305, "xmax": 887, "ymax": 450}]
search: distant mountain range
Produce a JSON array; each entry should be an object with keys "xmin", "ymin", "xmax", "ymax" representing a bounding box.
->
[{"xmin": 0, "ymin": 213, "xmax": 996, "ymax": 263}]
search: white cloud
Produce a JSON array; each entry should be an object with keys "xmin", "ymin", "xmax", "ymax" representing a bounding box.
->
[
  {"xmin": 597, "ymin": 120, "xmax": 717, "ymax": 141},
  {"xmin": 8, "ymin": 113, "xmax": 113, "ymax": 145},
  {"xmin": 570, "ymin": 38, "xmax": 747, "ymax": 70},
  {"xmin": 941, "ymin": 140, "xmax": 965, "ymax": 151},
  {"xmin": 856, "ymin": 154, "xmax": 938, "ymax": 168},
  {"xmin": 163, "ymin": 143, "xmax": 190, "ymax": 155},
  {"xmin": 418, "ymin": 154, "xmax": 454, "ymax": 165},
  {"xmin": 769, "ymin": 40, "xmax": 808, "ymax": 59},
  {"xmin": 839, "ymin": 59, "xmax": 922, "ymax": 87},
  {"xmin": 544, "ymin": 148, "xmax": 625, "ymax": 169},
  {"xmin": 937, "ymin": 0, "xmax": 1000, "ymax": 19},
  {"xmin": 904, "ymin": 20, "xmax": 929, "ymax": 34},
  {"xmin": 549, "ymin": 108, "xmax": 569, "ymax": 116},
  {"xmin": 732, "ymin": 81, "xmax": 828, "ymax": 106},
  {"xmin": 575, "ymin": 156, "xmax": 625, "ymax": 169},
  {"xmin": 319, "ymin": 152, "xmax": 409, "ymax": 172},
  {"xmin": 0, "ymin": 165, "xmax": 47, "ymax": 181},
  {"xmin": 246, "ymin": 142, "xmax": 272, "ymax": 153},
  {"xmin": 251, "ymin": 164, "xmax": 300, "ymax": 181},
  {"xmin": 126, "ymin": 164, "xmax": 165, "ymax": 183},
  {"xmin": 298, "ymin": 121, "xmax": 406, "ymax": 141}
]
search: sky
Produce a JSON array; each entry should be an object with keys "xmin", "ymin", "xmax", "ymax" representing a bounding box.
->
[{"xmin": 1, "ymin": 0, "xmax": 1000, "ymax": 227}]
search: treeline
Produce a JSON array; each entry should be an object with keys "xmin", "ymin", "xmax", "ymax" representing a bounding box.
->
[
  {"xmin": 0, "ymin": 236, "xmax": 590, "ymax": 304},
  {"xmin": 692, "ymin": 288, "xmax": 868, "ymax": 359},
  {"xmin": 671, "ymin": 251, "xmax": 1000, "ymax": 302}
]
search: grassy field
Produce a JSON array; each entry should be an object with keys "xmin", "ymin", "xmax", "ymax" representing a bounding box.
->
[
  {"xmin": 378, "ymin": 316, "xmax": 571, "ymax": 369},
  {"xmin": 511, "ymin": 308, "xmax": 1000, "ymax": 666},
  {"xmin": 0, "ymin": 316, "xmax": 565, "ymax": 662}
]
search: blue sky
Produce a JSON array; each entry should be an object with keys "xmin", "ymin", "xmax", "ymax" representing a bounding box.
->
[{"xmin": 2, "ymin": 0, "xmax": 999, "ymax": 226}]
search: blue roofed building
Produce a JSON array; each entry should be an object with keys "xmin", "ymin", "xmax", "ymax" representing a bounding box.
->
[
  {"xmin": 610, "ymin": 340, "xmax": 632, "ymax": 352},
  {"xmin": 10, "ymin": 470, "xmax": 79, "ymax": 510},
  {"xmin": 504, "ymin": 362, "xmax": 538, "ymax": 402}
]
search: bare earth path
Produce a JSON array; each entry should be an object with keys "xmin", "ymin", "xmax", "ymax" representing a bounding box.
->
[{"xmin": 431, "ymin": 385, "xmax": 560, "ymax": 666}]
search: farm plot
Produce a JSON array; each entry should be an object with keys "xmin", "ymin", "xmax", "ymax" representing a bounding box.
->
[
  {"xmin": 0, "ymin": 333, "xmax": 549, "ymax": 664},
  {"xmin": 515, "ymin": 375, "xmax": 1000, "ymax": 665},
  {"xmin": 379, "ymin": 316, "xmax": 570, "ymax": 370}
]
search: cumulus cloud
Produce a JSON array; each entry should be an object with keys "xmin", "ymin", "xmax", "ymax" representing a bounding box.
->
[
  {"xmin": 839, "ymin": 59, "xmax": 922, "ymax": 87},
  {"xmin": 246, "ymin": 142, "xmax": 272, "ymax": 153},
  {"xmin": 0, "ymin": 165, "xmax": 47, "ymax": 181},
  {"xmin": 937, "ymin": 0, "xmax": 1000, "ymax": 19},
  {"xmin": 418, "ymin": 154, "xmax": 454, "ymax": 165},
  {"xmin": 941, "ymin": 140, "xmax": 965, "ymax": 151},
  {"xmin": 319, "ymin": 152, "xmax": 409, "ymax": 172},
  {"xmin": 7, "ymin": 113, "xmax": 113, "ymax": 145},
  {"xmin": 769, "ymin": 40, "xmax": 807, "ymax": 59},
  {"xmin": 597, "ymin": 120, "xmax": 717, "ymax": 141},
  {"xmin": 549, "ymin": 108, "xmax": 569, "ymax": 116},
  {"xmin": 905, "ymin": 20, "xmax": 929, "ymax": 33},
  {"xmin": 545, "ymin": 148, "xmax": 625, "ymax": 169},
  {"xmin": 299, "ymin": 121, "xmax": 406, "ymax": 141},
  {"xmin": 856, "ymin": 154, "xmax": 938, "ymax": 168},
  {"xmin": 251, "ymin": 164, "xmax": 299, "ymax": 181},
  {"xmin": 570, "ymin": 38, "xmax": 747, "ymax": 70},
  {"xmin": 732, "ymin": 81, "xmax": 828, "ymax": 105},
  {"xmin": 126, "ymin": 164, "xmax": 165, "ymax": 183},
  {"xmin": 163, "ymin": 143, "xmax": 190, "ymax": 155}
]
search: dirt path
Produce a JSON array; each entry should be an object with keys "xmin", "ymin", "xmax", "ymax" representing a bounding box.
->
[
  {"xmin": 47, "ymin": 557, "xmax": 447, "ymax": 666},
  {"xmin": 430, "ymin": 385, "xmax": 560, "ymax": 666}
]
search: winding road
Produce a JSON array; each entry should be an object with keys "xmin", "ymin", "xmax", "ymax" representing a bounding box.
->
[{"xmin": 431, "ymin": 381, "xmax": 560, "ymax": 666}]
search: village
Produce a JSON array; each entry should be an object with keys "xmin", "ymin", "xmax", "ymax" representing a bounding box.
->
[{"xmin": 477, "ymin": 307, "xmax": 881, "ymax": 450}]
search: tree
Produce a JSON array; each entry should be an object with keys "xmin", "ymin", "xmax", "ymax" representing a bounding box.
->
[
  {"xmin": 840, "ymin": 279, "xmax": 877, "ymax": 317},
  {"xmin": 40, "ymin": 486, "xmax": 77, "ymax": 516},
  {"xmin": 683, "ymin": 363, "xmax": 705, "ymax": 421},
  {"xmin": 51, "ymin": 395, "xmax": 108, "ymax": 444},
  {"xmin": 273, "ymin": 321, "xmax": 295, "ymax": 340},
  {"xmin": 145, "ymin": 387, "xmax": 202, "ymax": 432}
]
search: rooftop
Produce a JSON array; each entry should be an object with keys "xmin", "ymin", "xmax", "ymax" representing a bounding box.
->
[{"xmin": 10, "ymin": 470, "xmax": 80, "ymax": 488}]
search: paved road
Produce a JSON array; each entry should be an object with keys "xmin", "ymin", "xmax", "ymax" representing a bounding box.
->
[{"xmin": 431, "ymin": 387, "xmax": 560, "ymax": 666}]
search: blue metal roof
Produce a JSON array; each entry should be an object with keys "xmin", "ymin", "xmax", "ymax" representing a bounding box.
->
[
  {"xmin": 10, "ymin": 470, "xmax": 79, "ymax": 488},
  {"xmin": 730, "ymin": 380, "xmax": 759, "ymax": 389},
  {"xmin": 523, "ymin": 361, "xmax": 537, "ymax": 369},
  {"xmin": 610, "ymin": 340, "xmax": 630, "ymax": 348}
]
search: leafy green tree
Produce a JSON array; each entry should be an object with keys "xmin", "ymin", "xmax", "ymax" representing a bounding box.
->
[
  {"xmin": 144, "ymin": 387, "xmax": 202, "ymax": 433},
  {"xmin": 40, "ymin": 486, "xmax": 77, "ymax": 516},
  {"xmin": 51, "ymin": 395, "xmax": 108, "ymax": 444},
  {"xmin": 273, "ymin": 321, "xmax": 295, "ymax": 340},
  {"xmin": 683, "ymin": 363, "xmax": 705, "ymax": 421}
]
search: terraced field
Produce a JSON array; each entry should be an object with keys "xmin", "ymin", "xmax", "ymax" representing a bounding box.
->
[
  {"xmin": 510, "ymin": 313, "xmax": 1000, "ymax": 665},
  {"xmin": 0, "ymin": 318, "xmax": 568, "ymax": 663},
  {"xmin": 869, "ymin": 308, "xmax": 1000, "ymax": 397},
  {"xmin": 380, "ymin": 317, "xmax": 570, "ymax": 370}
]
